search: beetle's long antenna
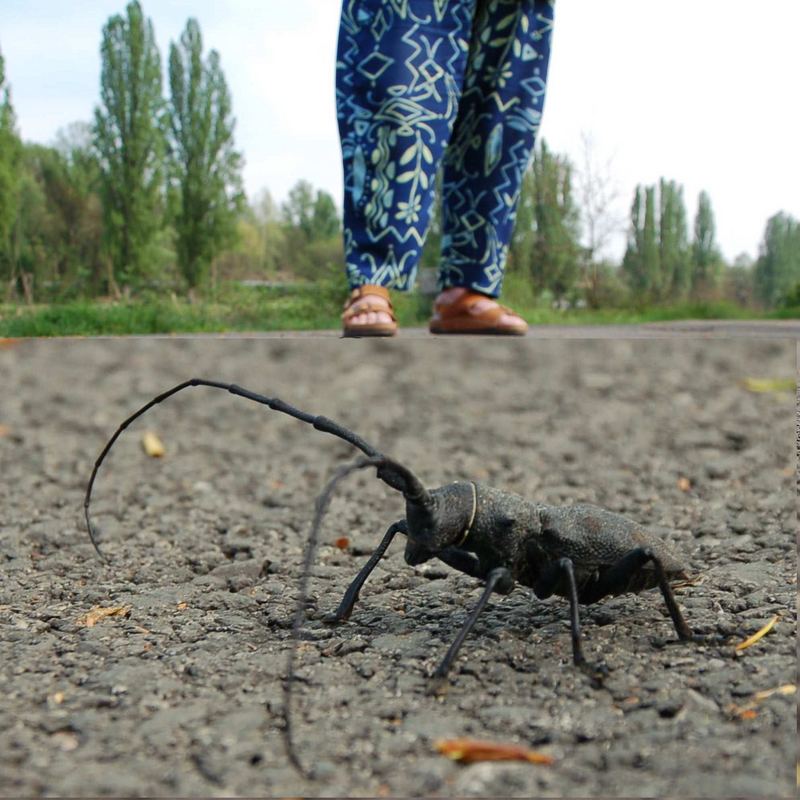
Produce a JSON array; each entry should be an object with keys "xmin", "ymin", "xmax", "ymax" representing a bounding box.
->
[
  {"xmin": 283, "ymin": 455, "xmax": 385, "ymax": 779},
  {"xmin": 84, "ymin": 379, "xmax": 384, "ymax": 557}
]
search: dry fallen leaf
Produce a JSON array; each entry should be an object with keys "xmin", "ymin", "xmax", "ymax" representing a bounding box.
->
[
  {"xmin": 677, "ymin": 476, "xmax": 691, "ymax": 492},
  {"xmin": 735, "ymin": 615, "xmax": 779, "ymax": 651},
  {"xmin": 0, "ymin": 338, "xmax": 19, "ymax": 349},
  {"xmin": 77, "ymin": 606, "xmax": 130, "ymax": 627},
  {"xmin": 752, "ymin": 683, "xmax": 796, "ymax": 701},
  {"xmin": 742, "ymin": 377, "xmax": 794, "ymax": 394},
  {"xmin": 0, "ymin": 424, "xmax": 10, "ymax": 438},
  {"xmin": 435, "ymin": 738, "xmax": 555, "ymax": 765},
  {"xmin": 177, "ymin": 602, "xmax": 188, "ymax": 610},
  {"xmin": 142, "ymin": 431, "xmax": 165, "ymax": 457},
  {"xmin": 727, "ymin": 683, "xmax": 795, "ymax": 720}
]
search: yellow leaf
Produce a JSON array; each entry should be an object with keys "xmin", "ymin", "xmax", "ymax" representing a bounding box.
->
[
  {"xmin": 742, "ymin": 377, "xmax": 794, "ymax": 393},
  {"xmin": 435, "ymin": 738, "xmax": 554, "ymax": 765},
  {"xmin": 77, "ymin": 606, "xmax": 130, "ymax": 627},
  {"xmin": 735, "ymin": 615, "xmax": 779, "ymax": 651},
  {"xmin": 752, "ymin": 683, "xmax": 796, "ymax": 701},
  {"xmin": 142, "ymin": 431, "xmax": 165, "ymax": 458}
]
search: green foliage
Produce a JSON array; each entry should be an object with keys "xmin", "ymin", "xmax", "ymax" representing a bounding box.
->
[
  {"xmin": 642, "ymin": 186, "xmax": 660, "ymax": 296},
  {"xmin": 281, "ymin": 180, "xmax": 341, "ymax": 243},
  {"xmin": 0, "ymin": 46, "xmax": 22, "ymax": 287},
  {"xmin": 275, "ymin": 180, "xmax": 344, "ymax": 280},
  {"xmin": 510, "ymin": 140, "xmax": 581, "ymax": 299},
  {"xmin": 753, "ymin": 212, "xmax": 800, "ymax": 308},
  {"xmin": 0, "ymin": 291, "xmax": 772, "ymax": 337},
  {"xmin": 691, "ymin": 190, "xmax": 723, "ymax": 295},
  {"xmin": 93, "ymin": 1, "xmax": 165, "ymax": 290},
  {"xmin": 15, "ymin": 137, "xmax": 105, "ymax": 300},
  {"xmin": 659, "ymin": 179, "xmax": 690, "ymax": 299},
  {"xmin": 622, "ymin": 179, "xmax": 690, "ymax": 303},
  {"xmin": 167, "ymin": 18, "xmax": 244, "ymax": 288}
]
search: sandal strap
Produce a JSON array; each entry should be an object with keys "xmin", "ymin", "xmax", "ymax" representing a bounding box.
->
[
  {"xmin": 433, "ymin": 291, "xmax": 507, "ymax": 324},
  {"xmin": 342, "ymin": 284, "xmax": 397, "ymax": 322}
]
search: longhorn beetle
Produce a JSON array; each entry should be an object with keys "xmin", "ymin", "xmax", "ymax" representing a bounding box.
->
[{"xmin": 84, "ymin": 379, "xmax": 709, "ymax": 778}]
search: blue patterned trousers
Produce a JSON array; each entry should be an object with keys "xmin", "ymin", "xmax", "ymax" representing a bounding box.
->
[{"xmin": 337, "ymin": 0, "xmax": 555, "ymax": 297}]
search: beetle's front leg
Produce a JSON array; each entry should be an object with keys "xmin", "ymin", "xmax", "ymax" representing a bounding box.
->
[
  {"xmin": 429, "ymin": 566, "xmax": 515, "ymax": 692},
  {"xmin": 326, "ymin": 519, "xmax": 407, "ymax": 623}
]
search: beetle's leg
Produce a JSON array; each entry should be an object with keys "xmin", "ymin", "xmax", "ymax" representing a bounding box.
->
[
  {"xmin": 579, "ymin": 547, "xmax": 693, "ymax": 641},
  {"xmin": 327, "ymin": 519, "xmax": 408, "ymax": 623},
  {"xmin": 430, "ymin": 566, "xmax": 514, "ymax": 688},
  {"xmin": 532, "ymin": 557, "xmax": 589, "ymax": 667}
]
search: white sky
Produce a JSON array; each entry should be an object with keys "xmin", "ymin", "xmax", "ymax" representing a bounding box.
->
[{"xmin": 2, "ymin": 0, "xmax": 799, "ymax": 261}]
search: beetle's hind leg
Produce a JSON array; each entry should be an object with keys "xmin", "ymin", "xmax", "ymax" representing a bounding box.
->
[
  {"xmin": 579, "ymin": 547, "xmax": 693, "ymax": 641},
  {"xmin": 325, "ymin": 520, "xmax": 407, "ymax": 623}
]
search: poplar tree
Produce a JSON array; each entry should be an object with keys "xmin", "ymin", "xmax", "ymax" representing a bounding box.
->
[
  {"xmin": 691, "ymin": 190, "xmax": 722, "ymax": 293},
  {"xmin": 94, "ymin": 1, "xmax": 164, "ymax": 288},
  {"xmin": 621, "ymin": 186, "xmax": 646, "ymax": 295},
  {"xmin": 167, "ymin": 18, "xmax": 243, "ymax": 288},
  {"xmin": 641, "ymin": 186, "xmax": 660, "ymax": 298},
  {"xmin": 623, "ymin": 180, "xmax": 690, "ymax": 302},
  {"xmin": 512, "ymin": 140, "xmax": 581, "ymax": 298},
  {"xmin": 0, "ymin": 47, "xmax": 21, "ymax": 282},
  {"xmin": 659, "ymin": 179, "xmax": 690, "ymax": 300}
]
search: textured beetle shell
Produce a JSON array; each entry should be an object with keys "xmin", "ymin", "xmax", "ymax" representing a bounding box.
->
[
  {"xmin": 535, "ymin": 503, "xmax": 689, "ymax": 596},
  {"xmin": 462, "ymin": 486, "xmax": 689, "ymax": 600},
  {"xmin": 462, "ymin": 484, "xmax": 546, "ymax": 575}
]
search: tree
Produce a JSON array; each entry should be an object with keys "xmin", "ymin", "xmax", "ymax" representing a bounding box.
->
[
  {"xmin": 281, "ymin": 180, "xmax": 316, "ymax": 238},
  {"xmin": 93, "ymin": 1, "xmax": 165, "ymax": 290},
  {"xmin": 622, "ymin": 179, "xmax": 690, "ymax": 303},
  {"xmin": 0, "ymin": 46, "xmax": 22, "ymax": 292},
  {"xmin": 167, "ymin": 18, "xmax": 243, "ymax": 289},
  {"xmin": 281, "ymin": 182, "xmax": 341, "ymax": 243},
  {"xmin": 690, "ymin": 190, "xmax": 723, "ymax": 295},
  {"xmin": 511, "ymin": 140, "xmax": 581, "ymax": 299},
  {"xmin": 621, "ymin": 186, "xmax": 646, "ymax": 295},
  {"xmin": 311, "ymin": 190, "xmax": 341, "ymax": 240},
  {"xmin": 641, "ymin": 186, "xmax": 660, "ymax": 298},
  {"xmin": 659, "ymin": 179, "xmax": 690, "ymax": 300},
  {"xmin": 753, "ymin": 212, "xmax": 800, "ymax": 307}
]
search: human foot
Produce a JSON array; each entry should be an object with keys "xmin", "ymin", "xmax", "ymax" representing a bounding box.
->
[
  {"xmin": 342, "ymin": 285, "xmax": 397, "ymax": 337},
  {"xmin": 429, "ymin": 287, "xmax": 528, "ymax": 335}
]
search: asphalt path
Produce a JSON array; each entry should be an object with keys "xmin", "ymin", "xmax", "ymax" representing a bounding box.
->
[{"xmin": 0, "ymin": 337, "xmax": 796, "ymax": 797}]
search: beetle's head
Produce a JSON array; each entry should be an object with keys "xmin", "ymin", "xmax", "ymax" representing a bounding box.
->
[
  {"xmin": 403, "ymin": 481, "xmax": 476, "ymax": 564},
  {"xmin": 374, "ymin": 459, "xmax": 476, "ymax": 563}
]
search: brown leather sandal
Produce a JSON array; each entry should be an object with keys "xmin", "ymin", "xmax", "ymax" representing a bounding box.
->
[
  {"xmin": 342, "ymin": 285, "xmax": 398, "ymax": 338},
  {"xmin": 429, "ymin": 291, "xmax": 528, "ymax": 335}
]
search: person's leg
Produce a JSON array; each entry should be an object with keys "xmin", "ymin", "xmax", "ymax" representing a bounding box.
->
[
  {"xmin": 436, "ymin": 0, "xmax": 555, "ymax": 325},
  {"xmin": 336, "ymin": 0, "xmax": 477, "ymax": 329}
]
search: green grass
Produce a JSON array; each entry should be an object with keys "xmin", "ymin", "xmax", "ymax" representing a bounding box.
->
[{"xmin": 0, "ymin": 281, "xmax": 793, "ymax": 337}]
